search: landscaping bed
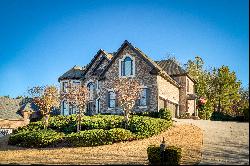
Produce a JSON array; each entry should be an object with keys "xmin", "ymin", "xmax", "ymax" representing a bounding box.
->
[
  {"xmin": 0, "ymin": 124, "xmax": 203, "ymax": 165},
  {"xmin": 8, "ymin": 114, "xmax": 172, "ymax": 148}
]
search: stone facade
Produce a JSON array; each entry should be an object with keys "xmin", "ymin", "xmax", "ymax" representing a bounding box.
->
[
  {"xmin": 58, "ymin": 40, "xmax": 197, "ymax": 118},
  {"xmin": 99, "ymin": 45, "xmax": 158, "ymax": 114}
]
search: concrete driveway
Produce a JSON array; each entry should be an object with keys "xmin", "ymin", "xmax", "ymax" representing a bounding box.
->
[{"xmin": 174, "ymin": 119, "xmax": 249, "ymax": 165}]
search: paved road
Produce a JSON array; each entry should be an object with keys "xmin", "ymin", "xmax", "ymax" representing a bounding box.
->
[{"xmin": 174, "ymin": 119, "xmax": 249, "ymax": 165}]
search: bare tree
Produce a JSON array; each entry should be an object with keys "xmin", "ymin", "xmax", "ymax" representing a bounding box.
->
[
  {"xmin": 113, "ymin": 78, "xmax": 141, "ymax": 128},
  {"xmin": 60, "ymin": 82, "xmax": 89, "ymax": 132}
]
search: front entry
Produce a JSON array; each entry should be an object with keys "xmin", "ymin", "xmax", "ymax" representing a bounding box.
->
[{"xmin": 86, "ymin": 101, "xmax": 95, "ymax": 115}]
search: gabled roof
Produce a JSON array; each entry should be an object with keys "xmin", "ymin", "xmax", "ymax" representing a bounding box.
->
[
  {"xmin": 82, "ymin": 49, "xmax": 113, "ymax": 77},
  {"xmin": 58, "ymin": 65, "xmax": 86, "ymax": 81},
  {"xmin": 99, "ymin": 40, "xmax": 181, "ymax": 88}
]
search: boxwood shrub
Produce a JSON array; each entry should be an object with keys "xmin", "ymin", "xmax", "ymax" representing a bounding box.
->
[
  {"xmin": 108, "ymin": 128, "xmax": 135, "ymax": 142},
  {"xmin": 128, "ymin": 116, "xmax": 172, "ymax": 138},
  {"xmin": 65, "ymin": 128, "xmax": 135, "ymax": 147},
  {"xmin": 159, "ymin": 108, "xmax": 172, "ymax": 121},
  {"xmin": 147, "ymin": 145, "xmax": 182, "ymax": 165},
  {"xmin": 8, "ymin": 129, "xmax": 64, "ymax": 148}
]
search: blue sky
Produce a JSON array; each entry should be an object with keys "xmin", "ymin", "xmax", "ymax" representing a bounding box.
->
[{"xmin": 0, "ymin": 0, "xmax": 249, "ymax": 98}]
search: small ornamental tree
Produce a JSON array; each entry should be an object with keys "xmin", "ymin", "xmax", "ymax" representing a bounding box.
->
[
  {"xmin": 114, "ymin": 78, "xmax": 141, "ymax": 128},
  {"xmin": 60, "ymin": 82, "xmax": 89, "ymax": 132},
  {"xmin": 28, "ymin": 85, "xmax": 60, "ymax": 129}
]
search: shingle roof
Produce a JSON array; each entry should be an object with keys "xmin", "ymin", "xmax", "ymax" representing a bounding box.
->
[
  {"xmin": 0, "ymin": 97, "xmax": 40, "ymax": 120},
  {"xmin": 0, "ymin": 97, "xmax": 23, "ymax": 119},
  {"xmin": 58, "ymin": 65, "xmax": 86, "ymax": 81},
  {"xmin": 155, "ymin": 59, "xmax": 187, "ymax": 76}
]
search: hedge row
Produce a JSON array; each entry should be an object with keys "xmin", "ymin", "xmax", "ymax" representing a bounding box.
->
[
  {"xmin": 9, "ymin": 129, "xmax": 64, "ymax": 148},
  {"xmin": 128, "ymin": 115, "xmax": 172, "ymax": 138},
  {"xmin": 132, "ymin": 108, "xmax": 172, "ymax": 121},
  {"xmin": 65, "ymin": 128, "xmax": 135, "ymax": 147},
  {"xmin": 9, "ymin": 128, "xmax": 135, "ymax": 148}
]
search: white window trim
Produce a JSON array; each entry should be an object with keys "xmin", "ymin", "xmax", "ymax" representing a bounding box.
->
[
  {"xmin": 95, "ymin": 97, "xmax": 100, "ymax": 114},
  {"xmin": 119, "ymin": 54, "xmax": 136, "ymax": 78},
  {"xmin": 107, "ymin": 89, "xmax": 116, "ymax": 110},
  {"xmin": 60, "ymin": 80, "xmax": 69, "ymax": 92},
  {"xmin": 85, "ymin": 79, "xmax": 95, "ymax": 86},
  {"xmin": 138, "ymin": 86, "xmax": 148, "ymax": 108}
]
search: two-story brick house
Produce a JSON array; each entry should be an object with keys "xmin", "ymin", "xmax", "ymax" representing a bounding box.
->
[{"xmin": 58, "ymin": 40, "xmax": 197, "ymax": 118}]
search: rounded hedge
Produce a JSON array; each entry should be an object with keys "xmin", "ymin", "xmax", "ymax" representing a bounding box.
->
[
  {"xmin": 8, "ymin": 129, "xmax": 64, "ymax": 148},
  {"xmin": 65, "ymin": 128, "xmax": 135, "ymax": 147},
  {"xmin": 147, "ymin": 145, "xmax": 182, "ymax": 165}
]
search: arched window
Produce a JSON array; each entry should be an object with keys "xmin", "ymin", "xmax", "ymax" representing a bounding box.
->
[
  {"xmin": 87, "ymin": 82, "xmax": 95, "ymax": 101},
  {"xmin": 120, "ymin": 56, "xmax": 134, "ymax": 76}
]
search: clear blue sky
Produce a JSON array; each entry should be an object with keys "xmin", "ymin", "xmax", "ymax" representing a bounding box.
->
[{"xmin": 0, "ymin": 0, "xmax": 249, "ymax": 98}]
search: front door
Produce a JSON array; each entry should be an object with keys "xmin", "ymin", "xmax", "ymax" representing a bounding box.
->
[{"xmin": 87, "ymin": 102, "xmax": 95, "ymax": 115}]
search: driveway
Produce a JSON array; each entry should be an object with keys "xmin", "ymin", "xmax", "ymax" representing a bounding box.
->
[{"xmin": 174, "ymin": 119, "xmax": 249, "ymax": 165}]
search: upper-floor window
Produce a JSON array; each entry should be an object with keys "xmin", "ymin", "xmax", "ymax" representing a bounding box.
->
[
  {"xmin": 87, "ymin": 82, "xmax": 95, "ymax": 101},
  {"xmin": 119, "ymin": 55, "xmax": 135, "ymax": 77},
  {"xmin": 108, "ymin": 91, "xmax": 116, "ymax": 108},
  {"xmin": 73, "ymin": 81, "xmax": 80, "ymax": 86},
  {"xmin": 187, "ymin": 79, "xmax": 189, "ymax": 92},
  {"xmin": 139, "ymin": 88, "xmax": 148, "ymax": 106},
  {"xmin": 62, "ymin": 82, "xmax": 68, "ymax": 93}
]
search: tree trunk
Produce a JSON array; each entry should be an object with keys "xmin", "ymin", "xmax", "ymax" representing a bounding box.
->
[
  {"xmin": 44, "ymin": 114, "xmax": 50, "ymax": 130},
  {"xmin": 124, "ymin": 110, "xmax": 129, "ymax": 129}
]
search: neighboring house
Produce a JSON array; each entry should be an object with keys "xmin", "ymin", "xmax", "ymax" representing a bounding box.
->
[
  {"xmin": 0, "ymin": 97, "xmax": 40, "ymax": 130},
  {"xmin": 58, "ymin": 40, "xmax": 197, "ymax": 118}
]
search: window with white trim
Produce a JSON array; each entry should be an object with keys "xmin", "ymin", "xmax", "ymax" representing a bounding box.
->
[
  {"xmin": 139, "ymin": 88, "xmax": 147, "ymax": 106},
  {"xmin": 62, "ymin": 101, "xmax": 68, "ymax": 115},
  {"xmin": 119, "ymin": 55, "xmax": 135, "ymax": 77},
  {"xmin": 87, "ymin": 82, "xmax": 95, "ymax": 101},
  {"xmin": 108, "ymin": 91, "xmax": 116, "ymax": 108},
  {"xmin": 62, "ymin": 82, "xmax": 68, "ymax": 93},
  {"xmin": 96, "ymin": 98, "xmax": 100, "ymax": 113},
  {"xmin": 73, "ymin": 80, "xmax": 80, "ymax": 86}
]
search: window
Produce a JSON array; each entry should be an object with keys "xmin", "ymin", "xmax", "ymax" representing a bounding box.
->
[
  {"xmin": 120, "ymin": 55, "xmax": 135, "ymax": 77},
  {"xmin": 187, "ymin": 79, "xmax": 189, "ymax": 92},
  {"xmin": 62, "ymin": 82, "xmax": 68, "ymax": 92},
  {"xmin": 96, "ymin": 98, "xmax": 100, "ymax": 113},
  {"xmin": 62, "ymin": 101, "xmax": 68, "ymax": 115},
  {"xmin": 73, "ymin": 81, "xmax": 80, "ymax": 86},
  {"xmin": 108, "ymin": 91, "xmax": 116, "ymax": 108},
  {"xmin": 87, "ymin": 82, "xmax": 95, "ymax": 101},
  {"xmin": 139, "ymin": 88, "xmax": 147, "ymax": 106}
]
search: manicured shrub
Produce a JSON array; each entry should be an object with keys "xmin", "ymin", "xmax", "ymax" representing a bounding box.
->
[
  {"xmin": 12, "ymin": 121, "xmax": 44, "ymax": 134},
  {"xmin": 128, "ymin": 116, "xmax": 172, "ymax": 138},
  {"xmin": 107, "ymin": 128, "xmax": 135, "ymax": 142},
  {"xmin": 65, "ymin": 128, "xmax": 135, "ymax": 147},
  {"xmin": 159, "ymin": 108, "xmax": 172, "ymax": 121},
  {"xmin": 65, "ymin": 129, "xmax": 110, "ymax": 147},
  {"xmin": 8, "ymin": 129, "xmax": 64, "ymax": 148},
  {"xmin": 81, "ymin": 115, "xmax": 124, "ymax": 130},
  {"xmin": 147, "ymin": 145, "xmax": 161, "ymax": 164},
  {"xmin": 164, "ymin": 146, "xmax": 182, "ymax": 165},
  {"xmin": 147, "ymin": 145, "xmax": 182, "ymax": 165},
  {"xmin": 210, "ymin": 111, "xmax": 234, "ymax": 121}
]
